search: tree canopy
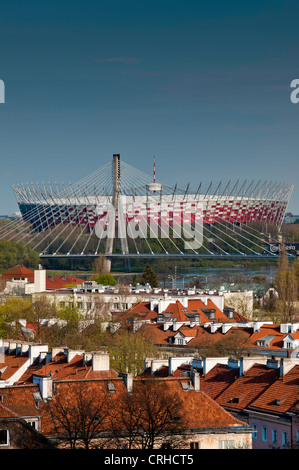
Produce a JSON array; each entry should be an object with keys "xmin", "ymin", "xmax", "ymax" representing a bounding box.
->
[
  {"xmin": 140, "ymin": 263, "xmax": 159, "ymax": 288},
  {"xmin": 0, "ymin": 240, "xmax": 40, "ymax": 271}
]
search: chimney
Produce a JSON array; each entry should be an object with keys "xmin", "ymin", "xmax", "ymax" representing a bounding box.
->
[
  {"xmin": 192, "ymin": 372, "xmax": 200, "ymax": 391},
  {"xmin": 280, "ymin": 358, "xmax": 284, "ymax": 377},
  {"xmin": 124, "ymin": 373, "xmax": 133, "ymax": 393},
  {"xmin": 33, "ymin": 373, "xmax": 53, "ymax": 399},
  {"xmin": 239, "ymin": 357, "xmax": 244, "ymax": 377},
  {"xmin": 92, "ymin": 351, "xmax": 110, "ymax": 371},
  {"xmin": 29, "ymin": 344, "xmax": 49, "ymax": 365}
]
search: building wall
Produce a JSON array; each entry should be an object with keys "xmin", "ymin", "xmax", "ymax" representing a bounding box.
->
[
  {"xmin": 184, "ymin": 431, "xmax": 252, "ymax": 449},
  {"xmin": 248, "ymin": 414, "xmax": 293, "ymax": 449}
]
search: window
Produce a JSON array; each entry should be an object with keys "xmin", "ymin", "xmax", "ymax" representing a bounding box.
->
[
  {"xmin": 262, "ymin": 426, "xmax": 267, "ymax": 442},
  {"xmin": 161, "ymin": 443, "xmax": 172, "ymax": 449},
  {"xmin": 218, "ymin": 440, "xmax": 234, "ymax": 449},
  {"xmin": 282, "ymin": 431, "xmax": 288, "ymax": 447},
  {"xmin": 0, "ymin": 429, "xmax": 9, "ymax": 446},
  {"xmin": 272, "ymin": 428, "xmax": 277, "ymax": 445},
  {"xmin": 252, "ymin": 424, "xmax": 257, "ymax": 440},
  {"xmin": 296, "ymin": 430, "xmax": 299, "ymax": 443},
  {"xmin": 190, "ymin": 442, "xmax": 200, "ymax": 449}
]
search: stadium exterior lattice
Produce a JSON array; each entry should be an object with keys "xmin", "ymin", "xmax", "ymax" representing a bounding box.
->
[{"xmin": 2, "ymin": 154, "xmax": 294, "ymax": 259}]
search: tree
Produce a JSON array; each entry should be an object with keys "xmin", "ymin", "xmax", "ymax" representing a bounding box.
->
[
  {"xmin": 92, "ymin": 254, "xmax": 110, "ymax": 276},
  {"xmin": 110, "ymin": 380, "xmax": 184, "ymax": 449},
  {"xmin": 47, "ymin": 382, "xmax": 110, "ymax": 449},
  {"xmin": 94, "ymin": 274, "xmax": 117, "ymax": 286},
  {"xmin": 224, "ymin": 292, "xmax": 252, "ymax": 319},
  {"xmin": 140, "ymin": 263, "xmax": 159, "ymax": 288},
  {"xmin": 0, "ymin": 240, "xmax": 39, "ymax": 270},
  {"xmin": 215, "ymin": 330, "xmax": 251, "ymax": 358},
  {"xmin": 278, "ymin": 243, "xmax": 289, "ymax": 273},
  {"xmin": 52, "ymin": 299, "xmax": 84, "ymax": 346},
  {"xmin": 275, "ymin": 267, "xmax": 298, "ymax": 322},
  {"xmin": 275, "ymin": 243, "xmax": 299, "ymax": 322},
  {"xmin": 31, "ymin": 295, "xmax": 58, "ymax": 338},
  {"xmin": 131, "ymin": 274, "xmax": 139, "ymax": 287},
  {"xmin": 0, "ymin": 297, "xmax": 33, "ymax": 338},
  {"xmin": 109, "ymin": 329, "xmax": 157, "ymax": 376}
]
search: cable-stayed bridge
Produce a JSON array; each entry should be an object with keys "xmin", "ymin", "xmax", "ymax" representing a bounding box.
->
[{"xmin": 0, "ymin": 154, "xmax": 295, "ymax": 262}]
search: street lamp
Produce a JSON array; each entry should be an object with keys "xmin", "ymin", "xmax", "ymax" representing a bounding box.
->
[{"xmin": 182, "ymin": 275, "xmax": 189, "ymax": 289}]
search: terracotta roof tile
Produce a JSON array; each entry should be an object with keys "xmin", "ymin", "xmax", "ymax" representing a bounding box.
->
[
  {"xmin": 249, "ymin": 324, "xmax": 285, "ymax": 350},
  {"xmin": 46, "ymin": 275, "xmax": 84, "ymax": 290},
  {"xmin": 201, "ymin": 364, "xmax": 239, "ymax": 400},
  {"xmin": 17, "ymin": 352, "xmax": 118, "ymax": 384},
  {"xmin": 214, "ymin": 363, "xmax": 281, "ymax": 411},
  {"xmin": 249, "ymin": 364, "xmax": 299, "ymax": 413},
  {"xmin": 0, "ymin": 353, "xmax": 29, "ymax": 380},
  {"xmin": 40, "ymin": 377, "xmax": 248, "ymax": 437},
  {"xmin": 0, "ymin": 385, "xmax": 41, "ymax": 418},
  {"xmin": 1, "ymin": 264, "xmax": 34, "ymax": 278}
]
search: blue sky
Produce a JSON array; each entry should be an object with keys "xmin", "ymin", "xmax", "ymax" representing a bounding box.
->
[{"xmin": 0, "ymin": 0, "xmax": 299, "ymax": 214}]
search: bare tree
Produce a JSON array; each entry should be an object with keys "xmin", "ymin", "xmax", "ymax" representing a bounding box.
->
[
  {"xmin": 31, "ymin": 295, "xmax": 58, "ymax": 338},
  {"xmin": 275, "ymin": 267, "xmax": 298, "ymax": 322},
  {"xmin": 110, "ymin": 380, "xmax": 185, "ymax": 449},
  {"xmin": 47, "ymin": 382, "xmax": 110, "ymax": 449},
  {"xmin": 92, "ymin": 254, "xmax": 110, "ymax": 276}
]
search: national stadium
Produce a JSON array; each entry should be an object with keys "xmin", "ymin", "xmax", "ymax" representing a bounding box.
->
[{"xmin": 1, "ymin": 154, "xmax": 294, "ymax": 260}]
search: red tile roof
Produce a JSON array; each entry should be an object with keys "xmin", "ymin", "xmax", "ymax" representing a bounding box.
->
[
  {"xmin": 1, "ymin": 264, "xmax": 34, "ymax": 279},
  {"xmin": 40, "ymin": 377, "xmax": 248, "ymax": 439},
  {"xmin": 141, "ymin": 322, "xmax": 252, "ymax": 350},
  {"xmin": 17, "ymin": 351, "xmax": 118, "ymax": 384},
  {"xmin": 1, "ymin": 264, "xmax": 85, "ymax": 290},
  {"xmin": 200, "ymin": 363, "xmax": 240, "ymax": 400},
  {"xmin": 248, "ymin": 324, "xmax": 285, "ymax": 350},
  {"xmin": 0, "ymin": 351, "xmax": 29, "ymax": 380},
  {"xmin": 45, "ymin": 275, "xmax": 84, "ymax": 290},
  {"xmin": 214, "ymin": 363, "xmax": 281, "ymax": 411},
  {"xmin": 120, "ymin": 302, "xmax": 158, "ymax": 322},
  {"xmin": 0, "ymin": 385, "xmax": 41, "ymax": 419},
  {"xmin": 249, "ymin": 364, "xmax": 299, "ymax": 414},
  {"xmin": 163, "ymin": 301, "xmax": 190, "ymax": 322}
]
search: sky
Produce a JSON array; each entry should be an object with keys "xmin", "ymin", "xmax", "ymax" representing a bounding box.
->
[{"xmin": 0, "ymin": 0, "xmax": 299, "ymax": 214}]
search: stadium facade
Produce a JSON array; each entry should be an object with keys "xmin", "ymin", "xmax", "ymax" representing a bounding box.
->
[{"xmin": 11, "ymin": 154, "xmax": 293, "ymax": 258}]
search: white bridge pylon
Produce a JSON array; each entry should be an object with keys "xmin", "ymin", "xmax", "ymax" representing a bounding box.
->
[{"xmin": 0, "ymin": 154, "xmax": 294, "ymax": 259}]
